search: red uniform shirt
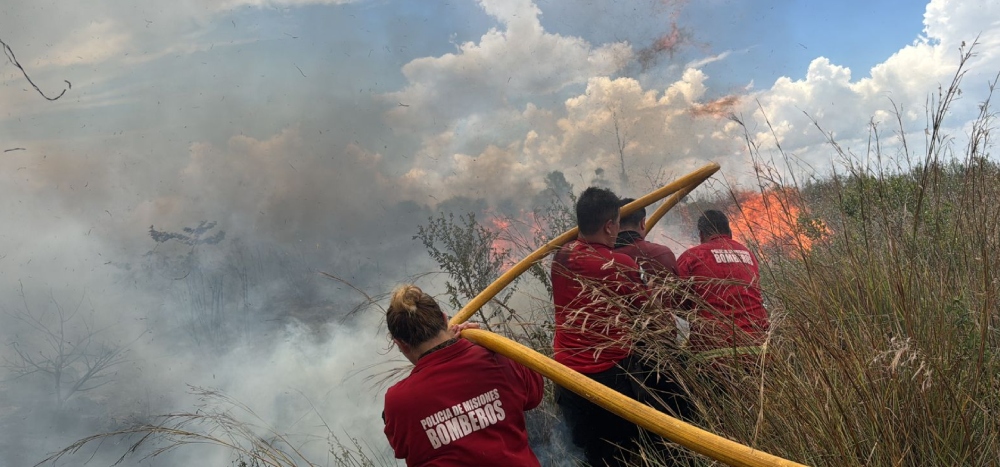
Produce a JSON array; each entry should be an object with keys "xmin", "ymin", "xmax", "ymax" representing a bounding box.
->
[
  {"xmin": 676, "ymin": 234, "xmax": 769, "ymax": 352},
  {"xmin": 551, "ymin": 239, "xmax": 649, "ymax": 373},
  {"xmin": 615, "ymin": 230, "xmax": 679, "ymax": 278},
  {"xmin": 383, "ymin": 339, "xmax": 543, "ymax": 467}
]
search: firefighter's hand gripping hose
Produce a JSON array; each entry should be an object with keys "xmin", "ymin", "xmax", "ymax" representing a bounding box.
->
[{"xmin": 447, "ymin": 162, "xmax": 809, "ymax": 467}]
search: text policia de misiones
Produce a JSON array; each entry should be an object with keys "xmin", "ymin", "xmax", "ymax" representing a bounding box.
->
[{"xmin": 419, "ymin": 388, "xmax": 507, "ymax": 449}]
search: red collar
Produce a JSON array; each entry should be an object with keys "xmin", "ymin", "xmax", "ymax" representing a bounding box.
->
[
  {"xmin": 704, "ymin": 233, "xmax": 733, "ymax": 243},
  {"xmin": 412, "ymin": 339, "xmax": 472, "ymax": 372},
  {"xmin": 574, "ymin": 238, "xmax": 613, "ymax": 251}
]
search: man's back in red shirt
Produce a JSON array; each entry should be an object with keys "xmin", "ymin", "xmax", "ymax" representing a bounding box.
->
[
  {"xmin": 551, "ymin": 239, "xmax": 648, "ymax": 373},
  {"xmin": 383, "ymin": 339, "xmax": 544, "ymax": 467},
  {"xmin": 676, "ymin": 234, "xmax": 769, "ymax": 352},
  {"xmin": 615, "ymin": 229, "xmax": 679, "ymax": 279}
]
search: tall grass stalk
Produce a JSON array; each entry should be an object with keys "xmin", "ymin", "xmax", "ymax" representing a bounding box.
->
[
  {"xmin": 35, "ymin": 387, "xmax": 391, "ymax": 467},
  {"xmin": 661, "ymin": 43, "xmax": 1000, "ymax": 466}
]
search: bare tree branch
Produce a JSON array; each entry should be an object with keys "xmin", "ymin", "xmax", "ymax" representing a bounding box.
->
[
  {"xmin": 0, "ymin": 37, "xmax": 70, "ymax": 101},
  {"xmin": 2, "ymin": 287, "xmax": 132, "ymax": 407}
]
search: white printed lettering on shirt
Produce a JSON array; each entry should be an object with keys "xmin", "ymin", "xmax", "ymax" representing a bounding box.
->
[
  {"xmin": 423, "ymin": 389, "xmax": 507, "ymax": 450},
  {"xmin": 710, "ymin": 249, "xmax": 753, "ymax": 264},
  {"xmin": 426, "ymin": 428, "xmax": 442, "ymax": 449}
]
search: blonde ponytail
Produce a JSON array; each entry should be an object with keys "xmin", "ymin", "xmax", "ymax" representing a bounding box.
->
[
  {"xmin": 387, "ymin": 284, "xmax": 447, "ymax": 346},
  {"xmin": 390, "ymin": 285, "xmax": 423, "ymax": 314}
]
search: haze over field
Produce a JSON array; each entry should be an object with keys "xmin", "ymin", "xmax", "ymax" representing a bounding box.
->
[{"xmin": 1, "ymin": 0, "xmax": 998, "ymax": 464}]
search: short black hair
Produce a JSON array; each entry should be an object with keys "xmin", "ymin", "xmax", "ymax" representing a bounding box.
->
[
  {"xmin": 697, "ymin": 210, "xmax": 731, "ymax": 237},
  {"xmin": 576, "ymin": 187, "xmax": 621, "ymax": 235},
  {"xmin": 618, "ymin": 197, "xmax": 645, "ymax": 229}
]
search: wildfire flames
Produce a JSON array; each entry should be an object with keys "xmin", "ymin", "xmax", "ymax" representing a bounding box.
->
[
  {"xmin": 485, "ymin": 210, "xmax": 554, "ymax": 273},
  {"xmin": 481, "ymin": 186, "xmax": 828, "ymax": 271},
  {"xmin": 487, "ymin": 213, "xmax": 519, "ymax": 272},
  {"xmin": 726, "ymin": 188, "xmax": 829, "ymax": 255}
]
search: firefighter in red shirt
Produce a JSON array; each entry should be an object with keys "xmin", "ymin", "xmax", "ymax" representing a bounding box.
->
[
  {"xmin": 552, "ymin": 187, "xmax": 673, "ymax": 467},
  {"xmin": 676, "ymin": 210, "xmax": 770, "ymax": 364},
  {"xmin": 613, "ymin": 197, "xmax": 693, "ymax": 427},
  {"xmin": 382, "ymin": 285, "xmax": 544, "ymax": 467},
  {"xmin": 614, "ymin": 197, "xmax": 679, "ymax": 279}
]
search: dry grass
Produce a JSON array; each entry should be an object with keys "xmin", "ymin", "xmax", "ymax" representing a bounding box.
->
[
  {"xmin": 34, "ymin": 386, "xmax": 391, "ymax": 467},
  {"xmin": 643, "ymin": 42, "xmax": 1000, "ymax": 466}
]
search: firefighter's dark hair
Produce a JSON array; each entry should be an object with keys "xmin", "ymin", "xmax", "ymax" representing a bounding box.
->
[
  {"xmin": 387, "ymin": 285, "xmax": 446, "ymax": 347},
  {"xmin": 618, "ymin": 197, "xmax": 645, "ymax": 229},
  {"xmin": 697, "ymin": 210, "xmax": 731, "ymax": 237},
  {"xmin": 576, "ymin": 187, "xmax": 621, "ymax": 235}
]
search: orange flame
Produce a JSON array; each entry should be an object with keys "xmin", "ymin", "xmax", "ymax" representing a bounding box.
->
[
  {"xmin": 486, "ymin": 213, "xmax": 518, "ymax": 272},
  {"xmin": 727, "ymin": 188, "xmax": 829, "ymax": 255},
  {"xmin": 690, "ymin": 95, "xmax": 741, "ymax": 118},
  {"xmin": 483, "ymin": 209, "xmax": 559, "ymax": 273}
]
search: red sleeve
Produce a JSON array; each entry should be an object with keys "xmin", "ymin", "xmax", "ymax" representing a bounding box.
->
[
  {"xmin": 518, "ymin": 362, "xmax": 544, "ymax": 410},
  {"xmin": 650, "ymin": 247, "xmax": 678, "ymax": 276},
  {"xmin": 499, "ymin": 354, "xmax": 543, "ymax": 411},
  {"xmin": 382, "ymin": 387, "xmax": 408, "ymax": 460}
]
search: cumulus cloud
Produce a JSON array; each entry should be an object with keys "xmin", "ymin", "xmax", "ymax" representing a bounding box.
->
[
  {"xmin": 744, "ymin": 0, "xmax": 1000, "ymax": 171},
  {"xmin": 399, "ymin": 69, "xmax": 748, "ymax": 205},
  {"xmin": 383, "ymin": 0, "xmax": 633, "ymax": 131},
  {"xmin": 387, "ymin": 0, "xmax": 1000, "ymax": 207}
]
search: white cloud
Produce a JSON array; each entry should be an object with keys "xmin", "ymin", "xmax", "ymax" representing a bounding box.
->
[
  {"xmin": 34, "ymin": 20, "xmax": 130, "ymax": 68},
  {"xmin": 684, "ymin": 50, "xmax": 733, "ymax": 70},
  {"xmin": 400, "ymin": 69, "xmax": 748, "ymax": 204},
  {"xmin": 392, "ymin": 0, "xmax": 1000, "ymax": 204},
  {"xmin": 383, "ymin": 0, "xmax": 633, "ymax": 131},
  {"xmin": 724, "ymin": 0, "xmax": 1000, "ymax": 176}
]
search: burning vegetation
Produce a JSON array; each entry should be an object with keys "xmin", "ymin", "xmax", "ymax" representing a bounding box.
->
[
  {"xmin": 726, "ymin": 187, "xmax": 829, "ymax": 256},
  {"xmin": 689, "ymin": 95, "xmax": 742, "ymax": 118}
]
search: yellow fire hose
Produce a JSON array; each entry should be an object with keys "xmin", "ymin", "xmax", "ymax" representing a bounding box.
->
[
  {"xmin": 461, "ymin": 329, "xmax": 803, "ymax": 467},
  {"xmin": 644, "ymin": 182, "xmax": 698, "ymax": 235},
  {"xmin": 448, "ymin": 162, "xmax": 720, "ymax": 326},
  {"xmin": 445, "ymin": 162, "xmax": 808, "ymax": 466}
]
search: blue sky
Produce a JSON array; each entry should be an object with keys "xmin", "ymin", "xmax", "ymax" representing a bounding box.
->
[
  {"xmin": 691, "ymin": 0, "xmax": 928, "ymax": 90},
  {"xmin": 530, "ymin": 0, "xmax": 930, "ymax": 92},
  {"xmin": 2, "ymin": 0, "xmax": 931, "ymax": 142}
]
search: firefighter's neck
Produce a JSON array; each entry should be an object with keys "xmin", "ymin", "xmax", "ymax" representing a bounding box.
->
[
  {"xmin": 579, "ymin": 215, "xmax": 620, "ymax": 248},
  {"xmin": 701, "ymin": 232, "xmax": 730, "ymax": 243},
  {"xmin": 580, "ymin": 231, "xmax": 614, "ymax": 247},
  {"xmin": 399, "ymin": 330, "xmax": 453, "ymax": 365}
]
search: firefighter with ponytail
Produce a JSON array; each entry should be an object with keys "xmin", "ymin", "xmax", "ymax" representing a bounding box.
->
[{"xmin": 382, "ymin": 284, "xmax": 544, "ymax": 466}]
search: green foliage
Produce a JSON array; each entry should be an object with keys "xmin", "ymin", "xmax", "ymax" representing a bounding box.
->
[
  {"xmin": 733, "ymin": 152, "xmax": 1000, "ymax": 465},
  {"xmin": 414, "ymin": 211, "xmax": 516, "ymax": 328}
]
